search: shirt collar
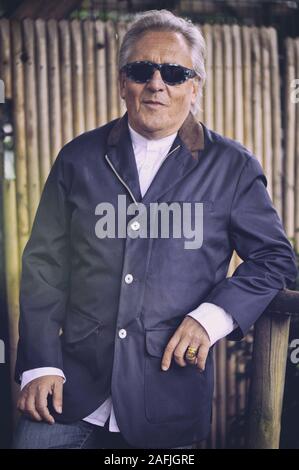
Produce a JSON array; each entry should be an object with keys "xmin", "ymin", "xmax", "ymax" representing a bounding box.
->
[{"xmin": 128, "ymin": 123, "xmax": 177, "ymax": 152}]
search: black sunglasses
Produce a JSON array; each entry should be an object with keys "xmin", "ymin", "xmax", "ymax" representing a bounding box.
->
[{"xmin": 121, "ymin": 61, "xmax": 197, "ymax": 86}]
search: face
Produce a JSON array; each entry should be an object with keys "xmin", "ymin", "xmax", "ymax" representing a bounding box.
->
[{"xmin": 119, "ymin": 31, "xmax": 200, "ymax": 139}]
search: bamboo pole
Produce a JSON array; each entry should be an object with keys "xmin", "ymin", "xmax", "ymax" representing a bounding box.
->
[
  {"xmin": 284, "ymin": 38, "xmax": 296, "ymax": 240},
  {"xmin": 23, "ymin": 18, "xmax": 40, "ymax": 226},
  {"xmin": 213, "ymin": 25, "xmax": 224, "ymax": 135},
  {"xmin": 247, "ymin": 314, "xmax": 291, "ymax": 448},
  {"xmin": 193, "ymin": 26, "xmax": 204, "ymax": 123},
  {"xmin": 2, "ymin": 156, "xmax": 20, "ymax": 421},
  {"xmin": 202, "ymin": 24, "xmax": 214, "ymax": 129},
  {"xmin": 226, "ymin": 250, "xmax": 240, "ymax": 443},
  {"xmin": 226, "ymin": 340, "xmax": 237, "ymax": 440},
  {"xmin": 228, "ymin": 274, "xmax": 245, "ymax": 428},
  {"xmin": 47, "ymin": 19, "xmax": 62, "ymax": 163},
  {"xmin": 11, "ymin": 21, "xmax": 29, "ymax": 259},
  {"xmin": 251, "ymin": 27, "xmax": 263, "ymax": 164},
  {"xmin": 236, "ymin": 348, "xmax": 247, "ymax": 419},
  {"xmin": 194, "ymin": 23, "xmax": 205, "ymax": 123},
  {"xmin": 269, "ymin": 28, "xmax": 283, "ymax": 216},
  {"xmin": 95, "ymin": 20, "xmax": 108, "ymax": 127},
  {"xmin": 83, "ymin": 20, "xmax": 97, "ymax": 131},
  {"xmin": 295, "ymin": 38, "xmax": 299, "ymax": 252},
  {"xmin": 0, "ymin": 19, "xmax": 12, "ymax": 99},
  {"xmin": 59, "ymin": 20, "xmax": 74, "ymax": 145},
  {"xmin": 223, "ymin": 26, "xmax": 237, "ymax": 444},
  {"xmin": 35, "ymin": 19, "xmax": 51, "ymax": 188},
  {"xmin": 261, "ymin": 28, "xmax": 273, "ymax": 198},
  {"xmin": 212, "ymin": 24, "xmax": 226, "ymax": 449},
  {"xmin": 0, "ymin": 18, "xmax": 20, "ymax": 418},
  {"xmin": 71, "ymin": 19, "xmax": 85, "ymax": 137},
  {"xmin": 116, "ymin": 21, "xmax": 128, "ymax": 118},
  {"xmin": 216, "ymin": 338, "xmax": 227, "ymax": 448},
  {"xmin": 223, "ymin": 25, "xmax": 234, "ymax": 139},
  {"xmin": 210, "ymin": 347, "xmax": 217, "ymax": 449},
  {"xmin": 230, "ymin": 24, "xmax": 246, "ymax": 441},
  {"xmin": 105, "ymin": 21, "xmax": 119, "ymax": 121},
  {"xmin": 242, "ymin": 26, "xmax": 253, "ymax": 151},
  {"xmin": 232, "ymin": 25, "xmax": 243, "ymax": 143},
  {"xmin": 245, "ymin": 332, "xmax": 254, "ymax": 415}
]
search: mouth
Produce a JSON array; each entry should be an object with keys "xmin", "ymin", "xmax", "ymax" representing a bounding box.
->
[{"xmin": 142, "ymin": 100, "xmax": 166, "ymax": 107}]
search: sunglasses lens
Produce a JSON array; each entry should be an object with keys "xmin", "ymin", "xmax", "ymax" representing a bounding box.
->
[
  {"xmin": 127, "ymin": 63, "xmax": 154, "ymax": 83},
  {"xmin": 124, "ymin": 62, "xmax": 193, "ymax": 85},
  {"xmin": 161, "ymin": 65, "xmax": 186, "ymax": 84}
]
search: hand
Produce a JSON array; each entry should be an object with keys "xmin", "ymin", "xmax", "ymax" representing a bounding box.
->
[
  {"xmin": 161, "ymin": 316, "xmax": 211, "ymax": 372},
  {"xmin": 17, "ymin": 375, "xmax": 64, "ymax": 424}
]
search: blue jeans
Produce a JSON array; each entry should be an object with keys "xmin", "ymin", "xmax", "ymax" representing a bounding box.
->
[{"xmin": 13, "ymin": 416, "xmax": 194, "ymax": 449}]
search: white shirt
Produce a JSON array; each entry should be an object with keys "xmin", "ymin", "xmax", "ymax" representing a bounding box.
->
[{"xmin": 21, "ymin": 123, "xmax": 235, "ymax": 432}]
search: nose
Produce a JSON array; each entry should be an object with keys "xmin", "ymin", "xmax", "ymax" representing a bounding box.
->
[{"xmin": 146, "ymin": 69, "xmax": 165, "ymax": 91}]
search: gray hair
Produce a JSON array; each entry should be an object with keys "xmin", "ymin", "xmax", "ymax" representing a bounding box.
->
[{"xmin": 118, "ymin": 9, "xmax": 206, "ymax": 115}]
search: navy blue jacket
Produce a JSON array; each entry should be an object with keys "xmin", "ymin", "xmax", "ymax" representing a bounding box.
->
[{"xmin": 15, "ymin": 112, "xmax": 297, "ymax": 448}]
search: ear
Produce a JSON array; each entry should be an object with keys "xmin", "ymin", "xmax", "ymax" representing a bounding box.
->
[
  {"xmin": 119, "ymin": 71, "xmax": 126, "ymax": 100},
  {"xmin": 191, "ymin": 77, "xmax": 200, "ymax": 106}
]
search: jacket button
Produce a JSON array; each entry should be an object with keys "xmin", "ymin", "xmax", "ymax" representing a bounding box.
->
[
  {"xmin": 130, "ymin": 221, "xmax": 140, "ymax": 231},
  {"xmin": 124, "ymin": 273, "xmax": 133, "ymax": 284},
  {"xmin": 119, "ymin": 329, "xmax": 127, "ymax": 339}
]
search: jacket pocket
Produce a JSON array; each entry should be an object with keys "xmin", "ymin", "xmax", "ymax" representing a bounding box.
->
[
  {"xmin": 144, "ymin": 328, "xmax": 213, "ymax": 424},
  {"xmin": 62, "ymin": 309, "xmax": 102, "ymax": 378},
  {"xmin": 63, "ymin": 309, "xmax": 101, "ymax": 344}
]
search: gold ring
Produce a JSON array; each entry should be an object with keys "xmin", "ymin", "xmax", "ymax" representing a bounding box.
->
[{"xmin": 185, "ymin": 346, "xmax": 198, "ymax": 360}]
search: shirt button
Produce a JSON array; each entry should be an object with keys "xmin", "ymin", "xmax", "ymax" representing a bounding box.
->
[
  {"xmin": 119, "ymin": 329, "xmax": 127, "ymax": 339},
  {"xmin": 130, "ymin": 221, "xmax": 140, "ymax": 231},
  {"xmin": 124, "ymin": 273, "xmax": 133, "ymax": 284}
]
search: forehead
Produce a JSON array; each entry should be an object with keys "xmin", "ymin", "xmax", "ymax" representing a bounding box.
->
[{"xmin": 127, "ymin": 30, "xmax": 193, "ymax": 67}]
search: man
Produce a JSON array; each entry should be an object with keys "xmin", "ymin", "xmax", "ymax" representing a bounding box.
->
[{"xmin": 14, "ymin": 10, "xmax": 297, "ymax": 449}]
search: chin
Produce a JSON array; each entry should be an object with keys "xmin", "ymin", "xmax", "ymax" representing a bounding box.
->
[{"xmin": 139, "ymin": 114, "xmax": 166, "ymax": 131}]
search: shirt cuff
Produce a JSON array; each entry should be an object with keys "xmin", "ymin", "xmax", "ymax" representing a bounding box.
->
[
  {"xmin": 21, "ymin": 368, "xmax": 66, "ymax": 391},
  {"xmin": 187, "ymin": 302, "xmax": 236, "ymax": 346}
]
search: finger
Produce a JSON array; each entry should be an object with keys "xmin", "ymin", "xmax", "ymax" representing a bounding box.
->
[
  {"xmin": 52, "ymin": 380, "xmax": 63, "ymax": 414},
  {"xmin": 196, "ymin": 344, "xmax": 210, "ymax": 371},
  {"xmin": 174, "ymin": 337, "xmax": 194, "ymax": 367},
  {"xmin": 17, "ymin": 396, "xmax": 26, "ymax": 412},
  {"xmin": 24, "ymin": 393, "xmax": 42, "ymax": 422},
  {"xmin": 185, "ymin": 341, "xmax": 201, "ymax": 366},
  {"xmin": 161, "ymin": 334, "xmax": 181, "ymax": 371},
  {"xmin": 35, "ymin": 386, "xmax": 55, "ymax": 424}
]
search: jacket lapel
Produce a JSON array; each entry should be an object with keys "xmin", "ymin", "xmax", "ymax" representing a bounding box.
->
[
  {"xmin": 105, "ymin": 112, "xmax": 205, "ymax": 204},
  {"xmin": 106, "ymin": 115, "xmax": 142, "ymax": 203}
]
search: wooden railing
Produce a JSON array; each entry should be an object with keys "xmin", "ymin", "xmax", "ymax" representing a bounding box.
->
[{"xmin": 247, "ymin": 288, "xmax": 299, "ymax": 449}]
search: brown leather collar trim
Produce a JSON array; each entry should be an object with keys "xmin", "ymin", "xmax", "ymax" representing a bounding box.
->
[
  {"xmin": 178, "ymin": 112, "xmax": 205, "ymax": 154},
  {"xmin": 107, "ymin": 112, "xmax": 204, "ymax": 154}
]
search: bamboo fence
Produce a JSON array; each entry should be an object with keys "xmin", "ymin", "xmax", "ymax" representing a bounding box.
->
[{"xmin": 0, "ymin": 19, "xmax": 297, "ymax": 448}]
